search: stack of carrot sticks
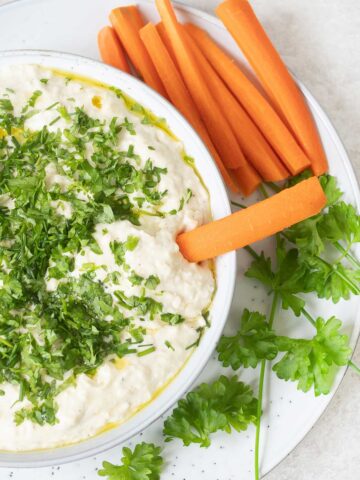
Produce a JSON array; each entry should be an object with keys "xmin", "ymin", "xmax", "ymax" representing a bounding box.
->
[{"xmin": 98, "ymin": 0, "xmax": 328, "ymax": 196}]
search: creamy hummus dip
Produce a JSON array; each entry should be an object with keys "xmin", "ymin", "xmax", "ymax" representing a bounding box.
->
[{"xmin": 0, "ymin": 65, "xmax": 214, "ymax": 450}]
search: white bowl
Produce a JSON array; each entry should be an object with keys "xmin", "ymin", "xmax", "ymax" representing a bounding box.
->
[{"xmin": 0, "ymin": 50, "xmax": 236, "ymax": 467}]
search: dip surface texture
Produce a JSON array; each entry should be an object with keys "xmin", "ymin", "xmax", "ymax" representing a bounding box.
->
[{"xmin": 0, "ymin": 65, "xmax": 214, "ymax": 450}]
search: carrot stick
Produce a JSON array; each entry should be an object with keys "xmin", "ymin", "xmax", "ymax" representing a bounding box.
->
[
  {"xmin": 233, "ymin": 164, "xmax": 261, "ymax": 196},
  {"xmin": 139, "ymin": 22, "xmax": 239, "ymax": 193},
  {"xmin": 140, "ymin": 23, "xmax": 205, "ymax": 143},
  {"xmin": 97, "ymin": 26, "xmax": 131, "ymax": 73},
  {"xmin": 155, "ymin": 0, "xmax": 247, "ymax": 170},
  {"xmin": 185, "ymin": 23, "xmax": 311, "ymax": 176},
  {"xmin": 217, "ymin": 0, "xmax": 328, "ymax": 176},
  {"xmin": 156, "ymin": 22, "xmax": 177, "ymax": 64},
  {"xmin": 123, "ymin": 4, "xmax": 145, "ymax": 30},
  {"xmin": 177, "ymin": 176, "xmax": 326, "ymax": 262},
  {"xmin": 183, "ymin": 26, "xmax": 288, "ymax": 182},
  {"xmin": 109, "ymin": 7, "xmax": 168, "ymax": 98}
]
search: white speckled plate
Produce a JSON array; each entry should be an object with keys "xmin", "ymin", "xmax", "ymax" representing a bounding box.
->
[{"xmin": 0, "ymin": 0, "xmax": 359, "ymax": 479}]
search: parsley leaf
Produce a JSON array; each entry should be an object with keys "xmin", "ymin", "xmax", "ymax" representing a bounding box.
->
[
  {"xmin": 163, "ymin": 376, "xmax": 257, "ymax": 447},
  {"xmin": 98, "ymin": 442, "xmax": 163, "ymax": 480},
  {"xmin": 246, "ymin": 239, "xmax": 307, "ymax": 316},
  {"xmin": 0, "ymin": 98, "xmax": 13, "ymax": 112},
  {"xmin": 302, "ymin": 256, "xmax": 359, "ymax": 302},
  {"xmin": 273, "ymin": 316, "xmax": 351, "ymax": 395},
  {"xmin": 217, "ymin": 309, "xmax": 278, "ymax": 369},
  {"xmin": 320, "ymin": 201, "xmax": 360, "ymax": 246},
  {"xmin": 110, "ymin": 236, "xmax": 139, "ymax": 265},
  {"xmin": 160, "ymin": 313, "xmax": 185, "ymax": 325},
  {"xmin": 145, "ymin": 275, "xmax": 160, "ymax": 290}
]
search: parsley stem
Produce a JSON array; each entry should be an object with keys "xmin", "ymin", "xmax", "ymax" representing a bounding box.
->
[
  {"xmin": 265, "ymin": 181, "xmax": 281, "ymax": 193},
  {"xmin": 348, "ymin": 359, "xmax": 360, "ymax": 375},
  {"xmin": 231, "ymin": 200, "xmax": 247, "ymax": 209},
  {"xmin": 254, "ymin": 361, "xmax": 266, "ymax": 480},
  {"xmin": 301, "ymin": 308, "xmax": 316, "ymax": 327},
  {"xmin": 254, "ymin": 292, "xmax": 279, "ymax": 480},
  {"xmin": 244, "ymin": 245, "xmax": 260, "ymax": 260},
  {"xmin": 259, "ymin": 184, "xmax": 269, "ymax": 199},
  {"xmin": 333, "ymin": 242, "xmax": 360, "ymax": 269},
  {"xmin": 315, "ymin": 255, "xmax": 360, "ymax": 294},
  {"xmin": 0, "ymin": 337, "xmax": 13, "ymax": 348}
]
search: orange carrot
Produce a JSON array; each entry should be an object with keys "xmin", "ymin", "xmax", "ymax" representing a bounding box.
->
[
  {"xmin": 217, "ymin": 0, "xmax": 328, "ymax": 176},
  {"xmin": 139, "ymin": 22, "xmax": 239, "ymax": 193},
  {"xmin": 177, "ymin": 176, "xmax": 326, "ymax": 262},
  {"xmin": 233, "ymin": 164, "xmax": 261, "ymax": 196},
  {"xmin": 109, "ymin": 7, "xmax": 168, "ymax": 98},
  {"xmin": 156, "ymin": 22, "xmax": 259, "ymax": 195},
  {"xmin": 185, "ymin": 24, "xmax": 311, "ymax": 176},
  {"xmin": 155, "ymin": 0, "xmax": 246, "ymax": 170},
  {"xmin": 156, "ymin": 22, "xmax": 177, "ymax": 64},
  {"xmin": 140, "ymin": 23, "xmax": 205, "ymax": 142},
  {"xmin": 97, "ymin": 26, "xmax": 131, "ymax": 73},
  {"xmin": 123, "ymin": 4, "xmax": 145, "ymax": 30},
  {"xmin": 183, "ymin": 26, "xmax": 288, "ymax": 182}
]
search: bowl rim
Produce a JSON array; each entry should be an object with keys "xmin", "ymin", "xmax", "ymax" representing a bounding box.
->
[{"xmin": 0, "ymin": 49, "xmax": 237, "ymax": 467}]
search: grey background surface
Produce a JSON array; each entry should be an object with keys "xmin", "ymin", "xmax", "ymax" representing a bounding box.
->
[{"xmin": 0, "ymin": 0, "xmax": 359, "ymax": 478}]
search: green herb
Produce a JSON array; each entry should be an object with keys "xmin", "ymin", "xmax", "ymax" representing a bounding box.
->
[
  {"xmin": 160, "ymin": 313, "xmax": 185, "ymax": 325},
  {"xmin": 217, "ymin": 309, "xmax": 277, "ymax": 369},
  {"xmin": 145, "ymin": 275, "xmax": 160, "ymax": 290},
  {"xmin": 49, "ymin": 116, "xmax": 61, "ymax": 126},
  {"xmin": 57, "ymin": 104, "xmax": 71, "ymax": 121},
  {"xmin": 46, "ymin": 101, "xmax": 59, "ymax": 111},
  {"xmin": 40, "ymin": 78, "xmax": 49, "ymax": 84},
  {"xmin": 22, "ymin": 90, "xmax": 42, "ymax": 112},
  {"xmin": 245, "ymin": 238, "xmax": 307, "ymax": 316},
  {"xmin": 165, "ymin": 340, "xmax": 174, "ymax": 350},
  {"xmin": 163, "ymin": 375, "xmax": 257, "ymax": 447},
  {"xmin": 273, "ymin": 316, "xmax": 351, "ymax": 395},
  {"xmin": 168, "ymin": 189, "xmax": 193, "ymax": 216},
  {"xmin": 128, "ymin": 272, "xmax": 144, "ymax": 286},
  {"xmin": 0, "ymin": 98, "xmax": 13, "ymax": 112},
  {"xmin": 110, "ymin": 236, "xmax": 139, "ymax": 265},
  {"xmin": 0, "ymin": 85, "xmax": 184, "ymax": 425},
  {"xmin": 185, "ymin": 326, "xmax": 205, "ymax": 350},
  {"xmin": 231, "ymin": 176, "xmax": 360, "ymax": 480},
  {"xmin": 29, "ymin": 90, "xmax": 43, "ymax": 107},
  {"xmin": 137, "ymin": 346, "xmax": 156, "ymax": 357},
  {"xmin": 98, "ymin": 442, "xmax": 163, "ymax": 480}
]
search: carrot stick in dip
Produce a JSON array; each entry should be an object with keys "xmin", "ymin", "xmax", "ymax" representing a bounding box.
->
[
  {"xmin": 185, "ymin": 23, "xmax": 311, "ymax": 176},
  {"xmin": 155, "ymin": 0, "xmax": 247, "ymax": 170},
  {"xmin": 97, "ymin": 26, "xmax": 131, "ymax": 73},
  {"xmin": 139, "ymin": 22, "xmax": 239, "ymax": 193},
  {"xmin": 217, "ymin": 0, "xmax": 328, "ymax": 176},
  {"xmin": 177, "ymin": 177, "xmax": 326, "ymax": 262},
  {"xmin": 110, "ymin": 7, "xmax": 168, "ymax": 97}
]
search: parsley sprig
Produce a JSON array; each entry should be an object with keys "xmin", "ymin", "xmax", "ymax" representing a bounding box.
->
[
  {"xmin": 163, "ymin": 375, "xmax": 257, "ymax": 447},
  {"xmin": 98, "ymin": 442, "xmax": 163, "ymax": 480},
  {"xmin": 230, "ymin": 174, "xmax": 359, "ymax": 479}
]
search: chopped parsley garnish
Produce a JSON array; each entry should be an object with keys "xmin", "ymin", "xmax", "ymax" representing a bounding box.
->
[
  {"xmin": 0, "ymin": 83, "xmax": 197, "ymax": 425},
  {"xmin": 145, "ymin": 275, "xmax": 160, "ymax": 290}
]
